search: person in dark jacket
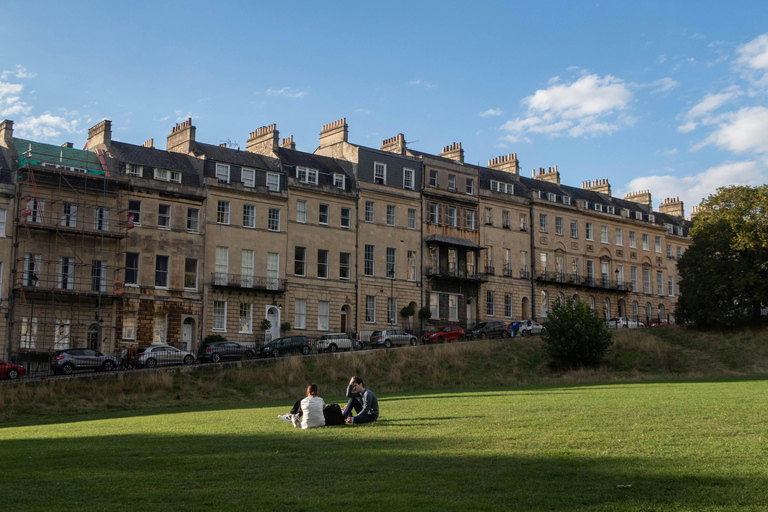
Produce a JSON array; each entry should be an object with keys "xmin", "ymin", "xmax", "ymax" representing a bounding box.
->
[{"xmin": 342, "ymin": 375, "xmax": 378, "ymax": 425}]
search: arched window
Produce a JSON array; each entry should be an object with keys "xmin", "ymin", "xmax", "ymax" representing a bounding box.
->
[
  {"xmin": 632, "ymin": 301, "xmax": 639, "ymax": 319},
  {"xmin": 646, "ymin": 302, "xmax": 652, "ymax": 321},
  {"xmin": 540, "ymin": 291, "xmax": 549, "ymax": 317},
  {"xmin": 658, "ymin": 304, "xmax": 665, "ymax": 320},
  {"xmin": 589, "ymin": 296, "xmax": 595, "ymax": 310},
  {"xmin": 559, "ymin": 293, "xmax": 565, "ymax": 307},
  {"xmin": 603, "ymin": 298, "xmax": 611, "ymax": 319}
]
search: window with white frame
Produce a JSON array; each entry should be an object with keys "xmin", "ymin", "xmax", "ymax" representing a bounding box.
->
[
  {"xmin": 341, "ymin": 207, "xmax": 351, "ymax": 229},
  {"xmin": 616, "ymin": 228, "xmax": 623, "ymax": 246},
  {"xmin": 24, "ymin": 253, "xmax": 41, "ymax": 286},
  {"xmin": 407, "ymin": 250, "xmax": 416, "ymax": 281},
  {"xmin": 631, "ymin": 267, "xmax": 638, "ymax": 292},
  {"xmin": 125, "ymin": 252, "xmax": 139, "ymax": 286},
  {"xmin": 601, "ymin": 225, "xmax": 608, "ymax": 243},
  {"xmin": 296, "ymin": 200, "xmax": 306, "ymax": 223},
  {"xmin": 649, "ymin": 214, "xmax": 655, "ymax": 223},
  {"xmin": 655, "ymin": 236, "xmax": 662, "ymax": 253},
  {"xmin": 60, "ymin": 203, "xmax": 76, "ymax": 228},
  {"xmin": 387, "ymin": 205, "xmax": 396, "ymax": 226},
  {"xmin": 184, "ymin": 258, "xmax": 198, "ymax": 290},
  {"xmin": 364, "ymin": 245, "xmax": 374, "ymax": 276},
  {"xmin": 668, "ymin": 276, "xmax": 675, "ymax": 296},
  {"xmin": 429, "ymin": 203, "xmax": 439, "ymax": 224},
  {"xmin": 448, "ymin": 206, "xmax": 457, "ymax": 227},
  {"xmin": 403, "ymin": 168, "xmax": 414, "ymax": 190},
  {"xmin": 317, "ymin": 249, "xmax": 329, "ymax": 279},
  {"xmin": 20, "ymin": 317, "xmax": 38, "ymax": 349},
  {"xmin": 267, "ymin": 253, "xmax": 280, "ymax": 290},
  {"xmin": 91, "ymin": 260, "xmax": 106, "ymax": 292},
  {"xmin": 657, "ymin": 271, "xmax": 664, "ymax": 295},
  {"xmin": 505, "ymin": 294, "xmax": 513, "ymax": 318},
  {"xmin": 430, "ymin": 292, "xmax": 440, "ymax": 319},
  {"xmin": 217, "ymin": 201, "xmax": 230, "ymax": 224},
  {"xmin": 340, "ymin": 252, "xmax": 350, "ymax": 281},
  {"xmin": 154, "ymin": 168, "xmax": 169, "ymax": 181},
  {"xmin": 466, "ymin": 209, "xmax": 476, "ymax": 230},
  {"xmin": 319, "ymin": 204, "xmax": 329, "ymax": 225},
  {"xmin": 606, "ymin": 206, "xmax": 615, "ymax": 214},
  {"xmin": 268, "ymin": 208, "xmax": 280, "ymax": 231},
  {"xmin": 297, "ymin": 166, "xmax": 318, "ymax": 185},
  {"xmin": 643, "ymin": 268, "xmax": 651, "ymax": 294},
  {"xmin": 555, "ymin": 217, "xmax": 563, "ymax": 235},
  {"xmin": 26, "ymin": 198, "xmax": 44, "ymax": 223},
  {"xmin": 502, "ymin": 210, "xmax": 510, "ymax": 228},
  {"xmin": 266, "ymin": 172, "xmax": 280, "ymax": 191},
  {"xmin": 187, "ymin": 208, "xmax": 199, "ymax": 233},
  {"xmin": 241, "ymin": 167, "xmax": 255, "ymax": 187},
  {"xmin": 586, "ymin": 222, "xmax": 593, "ymax": 240},
  {"xmin": 448, "ymin": 174, "xmax": 456, "ymax": 191},
  {"xmin": 486, "ymin": 291, "xmax": 495, "ymax": 316},
  {"xmin": 563, "ymin": 196, "xmax": 572, "ymax": 205},
  {"xmin": 519, "ymin": 213, "xmax": 527, "ymax": 231},
  {"xmin": 386, "ymin": 248, "xmax": 396, "ymax": 278},
  {"xmin": 239, "ymin": 303, "xmax": 253, "ymax": 333},
  {"xmin": 642, "ymin": 234, "xmax": 649, "ymax": 251},
  {"xmin": 215, "ymin": 246, "xmax": 228, "ymax": 285},
  {"xmin": 155, "ymin": 255, "xmax": 169, "ymax": 288},
  {"xmin": 170, "ymin": 170, "xmax": 181, "ymax": 183},
  {"xmin": 429, "ymin": 170, "xmax": 438, "ymax": 187},
  {"xmin": 122, "ymin": 312, "xmax": 137, "ymax": 341},
  {"xmin": 158, "ymin": 204, "xmax": 171, "ymax": 230},
  {"xmin": 242, "ymin": 250, "xmax": 254, "ymax": 287},
  {"xmin": 94, "ymin": 207, "xmax": 109, "ymax": 231},
  {"xmin": 629, "ymin": 231, "xmax": 636, "ymax": 248},
  {"xmin": 128, "ymin": 200, "xmax": 142, "ymax": 226},
  {"xmin": 541, "ymin": 291, "xmax": 549, "ymax": 317},
  {"xmin": 539, "ymin": 214, "xmax": 547, "ymax": 233},
  {"xmin": 216, "ymin": 163, "xmax": 230, "ymax": 183},
  {"xmin": 374, "ymin": 162, "xmax": 386, "ymax": 184},
  {"xmin": 408, "ymin": 208, "xmax": 416, "ymax": 229},
  {"xmin": 570, "ymin": 220, "xmax": 578, "ymax": 238},
  {"xmin": 334, "ymin": 173, "xmax": 345, "ymax": 189},
  {"xmin": 387, "ymin": 297, "xmax": 397, "ymax": 324},
  {"xmin": 294, "ymin": 247, "xmax": 306, "ymax": 276},
  {"xmin": 213, "ymin": 301, "xmax": 227, "ymax": 331},
  {"xmin": 294, "ymin": 298, "xmax": 307, "ymax": 329},
  {"xmin": 365, "ymin": 201, "xmax": 375, "ymax": 223},
  {"xmin": 594, "ymin": 203, "xmax": 603, "ymax": 212},
  {"xmin": 126, "ymin": 163, "xmax": 142, "ymax": 176},
  {"xmin": 466, "ymin": 178, "xmax": 474, "ymax": 195},
  {"xmin": 491, "ymin": 180, "xmax": 513, "ymax": 194},
  {"xmin": 677, "ymin": 247, "xmax": 683, "ymax": 260},
  {"xmin": 485, "ymin": 207, "xmax": 494, "ymax": 225},
  {"xmin": 318, "ymin": 300, "xmax": 330, "ymax": 330},
  {"xmin": 365, "ymin": 296, "xmax": 376, "ymax": 323},
  {"xmin": 444, "ymin": 294, "xmax": 456, "ymax": 321},
  {"xmin": 59, "ymin": 257, "xmax": 75, "ymax": 290},
  {"xmin": 153, "ymin": 313, "xmax": 168, "ymax": 344},
  {"xmin": 243, "ymin": 204, "xmax": 256, "ymax": 228}
]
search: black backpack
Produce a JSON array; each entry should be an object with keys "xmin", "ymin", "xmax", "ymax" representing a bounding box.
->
[{"xmin": 323, "ymin": 403, "xmax": 345, "ymax": 426}]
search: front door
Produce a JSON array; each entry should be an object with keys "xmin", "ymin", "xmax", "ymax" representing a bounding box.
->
[
  {"xmin": 266, "ymin": 306, "xmax": 280, "ymax": 342},
  {"xmin": 340, "ymin": 308, "xmax": 347, "ymax": 334},
  {"xmin": 182, "ymin": 320, "xmax": 193, "ymax": 352}
]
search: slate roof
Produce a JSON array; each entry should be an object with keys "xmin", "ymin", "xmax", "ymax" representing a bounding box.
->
[
  {"xmin": 277, "ymin": 147, "xmax": 355, "ymax": 192},
  {"xmin": 0, "ymin": 146, "xmax": 11, "ymax": 183},
  {"xmin": 194, "ymin": 142, "xmax": 280, "ymax": 172},
  {"xmin": 425, "ymin": 234, "xmax": 484, "ymax": 249},
  {"xmin": 109, "ymin": 141, "xmax": 201, "ymax": 186},
  {"xmin": 14, "ymin": 138, "xmax": 106, "ymax": 175}
]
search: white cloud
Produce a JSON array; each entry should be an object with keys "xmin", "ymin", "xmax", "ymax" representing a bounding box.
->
[
  {"xmin": 657, "ymin": 55, "xmax": 667, "ymax": 64},
  {"xmin": 0, "ymin": 65, "xmax": 36, "ymax": 80},
  {"xmin": 479, "ymin": 108, "xmax": 502, "ymax": 117},
  {"xmin": 174, "ymin": 110, "xmax": 197, "ymax": 122},
  {"xmin": 0, "ymin": 80, "xmax": 31, "ymax": 117},
  {"xmin": 649, "ymin": 77, "xmax": 680, "ymax": 93},
  {"xmin": 500, "ymin": 74, "xmax": 633, "ymax": 139},
  {"xmin": 677, "ymin": 121, "xmax": 697, "ymax": 133},
  {"xmin": 685, "ymin": 86, "xmax": 742, "ymax": 119},
  {"xmin": 624, "ymin": 160, "xmax": 768, "ymax": 214},
  {"xmin": 266, "ymin": 87, "xmax": 308, "ymax": 98},
  {"xmin": 408, "ymin": 79, "xmax": 437, "ymax": 89},
  {"xmin": 663, "ymin": 148, "xmax": 678, "ymax": 155},
  {"xmin": 354, "ymin": 108, "xmax": 372, "ymax": 115},
  {"xmin": 735, "ymin": 33, "xmax": 768, "ymax": 86},
  {"xmin": 16, "ymin": 113, "xmax": 79, "ymax": 139},
  {"xmin": 693, "ymin": 106, "xmax": 768, "ymax": 154}
]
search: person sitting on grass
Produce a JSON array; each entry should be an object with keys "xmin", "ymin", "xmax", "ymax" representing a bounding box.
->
[
  {"xmin": 342, "ymin": 376, "xmax": 378, "ymax": 425},
  {"xmin": 278, "ymin": 384, "xmax": 326, "ymax": 429}
]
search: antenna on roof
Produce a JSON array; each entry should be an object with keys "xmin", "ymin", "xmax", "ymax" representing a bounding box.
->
[{"xmin": 220, "ymin": 139, "xmax": 240, "ymax": 150}]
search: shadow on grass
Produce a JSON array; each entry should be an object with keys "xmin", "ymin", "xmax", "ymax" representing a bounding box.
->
[{"xmin": 1, "ymin": 432, "xmax": 765, "ymax": 511}]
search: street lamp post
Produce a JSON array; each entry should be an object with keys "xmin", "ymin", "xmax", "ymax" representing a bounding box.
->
[
  {"xmin": 614, "ymin": 268, "xmax": 621, "ymax": 318},
  {"xmin": 388, "ymin": 269, "xmax": 395, "ymax": 325}
]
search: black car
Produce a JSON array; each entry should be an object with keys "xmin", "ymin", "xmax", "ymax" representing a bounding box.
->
[
  {"xmin": 258, "ymin": 336, "xmax": 312, "ymax": 358},
  {"xmin": 467, "ymin": 321, "xmax": 509, "ymax": 340},
  {"xmin": 198, "ymin": 341, "xmax": 255, "ymax": 362}
]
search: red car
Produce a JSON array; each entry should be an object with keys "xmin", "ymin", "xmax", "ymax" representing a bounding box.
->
[
  {"xmin": 421, "ymin": 325, "xmax": 466, "ymax": 344},
  {"xmin": 0, "ymin": 359, "xmax": 25, "ymax": 380}
]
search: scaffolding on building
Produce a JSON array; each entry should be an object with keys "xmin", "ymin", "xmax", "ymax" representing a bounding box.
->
[{"xmin": 6, "ymin": 141, "xmax": 127, "ymax": 374}]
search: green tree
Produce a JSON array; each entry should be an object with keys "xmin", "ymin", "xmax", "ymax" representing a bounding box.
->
[
  {"xmin": 542, "ymin": 297, "xmax": 613, "ymax": 369},
  {"xmin": 676, "ymin": 185, "xmax": 768, "ymax": 328}
]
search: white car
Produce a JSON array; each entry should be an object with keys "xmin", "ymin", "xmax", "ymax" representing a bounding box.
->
[{"xmin": 316, "ymin": 333, "xmax": 355, "ymax": 353}]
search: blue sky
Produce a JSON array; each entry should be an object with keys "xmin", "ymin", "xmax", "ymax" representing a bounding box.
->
[{"xmin": 2, "ymin": 0, "xmax": 768, "ymax": 215}]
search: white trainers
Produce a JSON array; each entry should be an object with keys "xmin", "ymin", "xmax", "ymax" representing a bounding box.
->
[
  {"xmin": 278, "ymin": 414, "xmax": 292, "ymax": 422},
  {"xmin": 291, "ymin": 414, "xmax": 301, "ymax": 428}
]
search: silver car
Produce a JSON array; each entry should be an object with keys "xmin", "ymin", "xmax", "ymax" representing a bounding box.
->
[
  {"xmin": 370, "ymin": 329, "xmax": 418, "ymax": 348},
  {"xmin": 51, "ymin": 348, "xmax": 118, "ymax": 375},
  {"xmin": 132, "ymin": 345, "xmax": 195, "ymax": 368}
]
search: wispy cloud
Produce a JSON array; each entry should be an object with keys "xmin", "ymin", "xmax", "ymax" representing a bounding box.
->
[
  {"xmin": 735, "ymin": 33, "xmax": 768, "ymax": 88},
  {"xmin": 662, "ymin": 148, "xmax": 678, "ymax": 155},
  {"xmin": 266, "ymin": 87, "xmax": 308, "ymax": 98},
  {"xmin": 0, "ymin": 80, "xmax": 32, "ymax": 117},
  {"xmin": 354, "ymin": 108, "xmax": 372, "ymax": 115},
  {"xmin": 692, "ymin": 106, "xmax": 768, "ymax": 154},
  {"xmin": 408, "ymin": 79, "xmax": 437, "ymax": 89},
  {"xmin": 500, "ymin": 73, "xmax": 633, "ymax": 140},
  {"xmin": 16, "ymin": 113, "xmax": 79, "ymax": 139},
  {"xmin": 0, "ymin": 65, "xmax": 36, "ymax": 80},
  {"xmin": 173, "ymin": 110, "xmax": 198, "ymax": 122},
  {"xmin": 649, "ymin": 77, "xmax": 680, "ymax": 93},
  {"xmin": 677, "ymin": 86, "xmax": 743, "ymax": 133},
  {"xmin": 479, "ymin": 108, "xmax": 502, "ymax": 117}
]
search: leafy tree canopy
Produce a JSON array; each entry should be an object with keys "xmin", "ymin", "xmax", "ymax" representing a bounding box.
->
[{"xmin": 542, "ymin": 297, "xmax": 613, "ymax": 369}]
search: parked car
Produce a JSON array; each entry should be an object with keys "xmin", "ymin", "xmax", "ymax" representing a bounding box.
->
[
  {"xmin": 467, "ymin": 321, "xmax": 509, "ymax": 340},
  {"xmin": 131, "ymin": 345, "xmax": 195, "ymax": 368},
  {"xmin": 259, "ymin": 336, "xmax": 312, "ymax": 358},
  {"xmin": 198, "ymin": 341, "xmax": 255, "ymax": 362},
  {"xmin": 51, "ymin": 348, "xmax": 118, "ymax": 375},
  {"xmin": 510, "ymin": 320, "xmax": 546, "ymax": 336},
  {"xmin": 421, "ymin": 325, "xmax": 466, "ymax": 344},
  {"xmin": 645, "ymin": 318, "xmax": 668, "ymax": 327},
  {"xmin": 0, "ymin": 359, "xmax": 25, "ymax": 380},
  {"xmin": 607, "ymin": 317, "xmax": 645, "ymax": 329},
  {"xmin": 316, "ymin": 333, "xmax": 356, "ymax": 353},
  {"xmin": 370, "ymin": 329, "xmax": 418, "ymax": 348}
]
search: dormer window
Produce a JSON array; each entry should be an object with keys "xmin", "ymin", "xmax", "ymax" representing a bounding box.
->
[
  {"xmin": 215, "ymin": 163, "xmax": 230, "ymax": 183},
  {"xmin": 334, "ymin": 173, "xmax": 345, "ymax": 190},
  {"xmin": 665, "ymin": 223, "xmax": 673, "ymax": 234},
  {"xmin": 648, "ymin": 214, "xmax": 655, "ymax": 223},
  {"xmin": 491, "ymin": 181, "xmax": 513, "ymax": 194},
  {"xmin": 403, "ymin": 169, "xmax": 414, "ymax": 190},
  {"xmin": 374, "ymin": 162, "xmax": 386, "ymax": 184},
  {"xmin": 635, "ymin": 212, "xmax": 643, "ymax": 220},
  {"xmin": 594, "ymin": 203, "xmax": 603, "ymax": 212},
  {"xmin": 675, "ymin": 225, "xmax": 683, "ymax": 236},
  {"xmin": 622, "ymin": 208, "xmax": 630, "ymax": 218},
  {"xmin": 547, "ymin": 192, "xmax": 556, "ymax": 202},
  {"xmin": 126, "ymin": 163, "xmax": 142, "ymax": 176},
  {"xmin": 297, "ymin": 166, "xmax": 318, "ymax": 185},
  {"xmin": 563, "ymin": 196, "xmax": 571, "ymax": 205},
  {"xmin": 606, "ymin": 206, "xmax": 615, "ymax": 214},
  {"xmin": 242, "ymin": 168, "xmax": 255, "ymax": 188}
]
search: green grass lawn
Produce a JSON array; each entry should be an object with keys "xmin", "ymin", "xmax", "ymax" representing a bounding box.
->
[{"xmin": 2, "ymin": 377, "xmax": 768, "ymax": 511}]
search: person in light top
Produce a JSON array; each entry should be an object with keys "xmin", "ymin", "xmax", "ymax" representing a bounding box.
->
[{"xmin": 278, "ymin": 384, "xmax": 326, "ymax": 429}]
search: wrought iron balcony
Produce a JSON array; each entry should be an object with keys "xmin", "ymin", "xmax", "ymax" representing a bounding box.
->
[{"xmin": 211, "ymin": 273, "xmax": 286, "ymax": 292}]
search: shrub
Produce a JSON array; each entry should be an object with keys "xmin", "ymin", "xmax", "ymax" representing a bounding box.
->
[
  {"xmin": 203, "ymin": 334, "xmax": 227, "ymax": 344},
  {"xmin": 280, "ymin": 322, "xmax": 291, "ymax": 333},
  {"xmin": 400, "ymin": 304, "xmax": 415, "ymax": 318},
  {"xmin": 542, "ymin": 297, "xmax": 613, "ymax": 369},
  {"xmin": 260, "ymin": 319, "xmax": 272, "ymax": 332},
  {"xmin": 418, "ymin": 306, "xmax": 432, "ymax": 322}
]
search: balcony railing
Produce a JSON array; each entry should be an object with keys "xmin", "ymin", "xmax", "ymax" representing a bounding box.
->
[
  {"xmin": 535, "ymin": 272, "xmax": 634, "ymax": 291},
  {"xmin": 484, "ymin": 265, "xmax": 495, "ymax": 275},
  {"xmin": 211, "ymin": 273, "xmax": 286, "ymax": 292},
  {"xmin": 425, "ymin": 266, "xmax": 481, "ymax": 281}
]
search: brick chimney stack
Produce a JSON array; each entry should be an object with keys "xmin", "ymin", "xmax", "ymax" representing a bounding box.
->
[
  {"xmin": 0, "ymin": 120, "xmax": 12, "ymax": 148},
  {"xmin": 625, "ymin": 190, "xmax": 653, "ymax": 209},
  {"xmin": 167, "ymin": 118, "xmax": 196, "ymax": 154},
  {"xmin": 381, "ymin": 133, "xmax": 407, "ymax": 155},
  {"xmin": 87, "ymin": 120, "xmax": 112, "ymax": 150},
  {"xmin": 532, "ymin": 166, "xmax": 560, "ymax": 185},
  {"xmin": 318, "ymin": 118, "xmax": 348, "ymax": 148},
  {"xmin": 487, "ymin": 153, "xmax": 519, "ymax": 175},
  {"xmin": 581, "ymin": 178, "xmax": 611, "ymax": 196},
  {"xmin": 281, "ymin": 135, "xmax": 295, "ymax": 150},
  {"xmin": 659, "ymin": 197, "xmax": 685, "ymax": 218},
  {"xmin": 439, "ymin": 142, "xmax": 464, "ymax": 163},
  {"xmin": 246, "ymin": 124, "xmax": 279, "ymax": 155},
  {"xmin": 690, "ymin": 205, "xmax": 702, "ymax": 219},
  {"xmin": 142, "ymin": 139, "xmax": 154, "ymax": 149}
]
